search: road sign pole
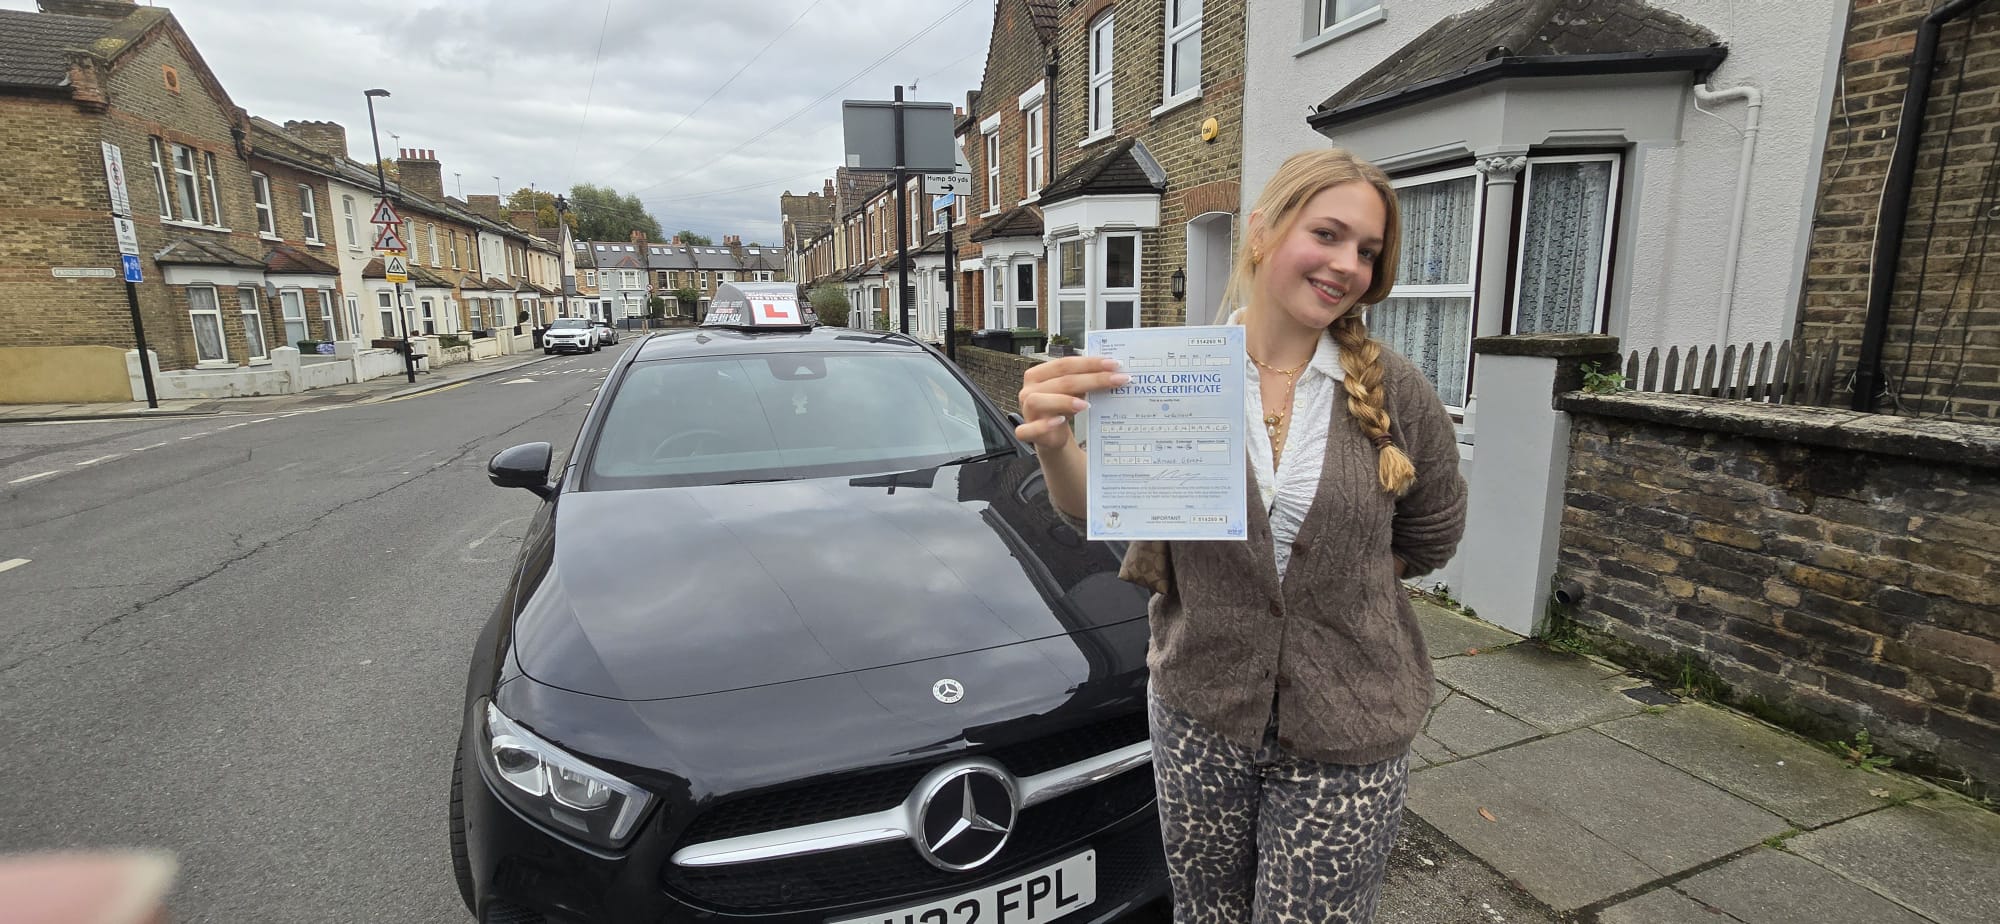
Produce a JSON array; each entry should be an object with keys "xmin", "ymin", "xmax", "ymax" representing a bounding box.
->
[
  {"xmin": 894, "ymin": 85, "xmax": 912, "ymax": 337},
  {"xmin": 398, "ymin": 281, "xmax": 415, "ymax": 383},
  {"xmin": 944, "ymin": 220, "xmax": 956, "ymax": 361},
  {"xmin": 125, "ymin": 279, "xmax": 158, "ymax": 408}
]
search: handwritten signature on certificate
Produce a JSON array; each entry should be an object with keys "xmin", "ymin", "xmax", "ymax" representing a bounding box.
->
[{"xmin": 1083, "ymin": 325, "xmax": 1247, "ymax": 541}]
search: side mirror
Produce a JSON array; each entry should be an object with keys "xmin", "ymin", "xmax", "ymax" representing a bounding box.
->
[{"xmin": 488, "ymin": 442, "xmax": 554, "ymax": 499}]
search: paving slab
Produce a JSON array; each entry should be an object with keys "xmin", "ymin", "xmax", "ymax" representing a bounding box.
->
[
  {"xmin": 1379, "ymin": 812, "xmax": 1564, "ymax": 924},
  {"xmin": 1598, "ymin": 887, "xmax": 1734, "ymax": 924},
  {"xmin": 1410, "ymin": 734, "xmax": 1455, "ymax": 768},
  {"xmin": 1423, "ymin": 691, "xmax": 1541, "ymax": 759},
  {"xmin": 1431, "ymin": 645, "xmax": 1645, "ymax": 733},
  {"xmin": 1416, "ymin": 598, "xmax": 1526, "ymax": 659},
  {"xmin": 1407, "ymin": 752, "xmax": 1658, "ymax": 910},
  {"xmin": 1788, "ymin": 799, "xmax": 2000, "ymax": 924},
  {"xmin": 1411, "ymin": 730, "xmax": 1789, "ymax": 910},
  {"xmin": 1598, "ymin": 704, "xmax": 1923, "ymax": 827},
  {"xmin": 1675, "ymin": 847, "xmax": 1931, "ymax": 924}
]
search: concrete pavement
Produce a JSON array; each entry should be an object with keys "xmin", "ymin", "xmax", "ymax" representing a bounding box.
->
[
  {"xmin": 0, "ymin": 348, "xmax": 564, "ymax": 423},
  {"xmin": 1391, "ymin": 599, "xmax": 1999, "ymax": 924}
]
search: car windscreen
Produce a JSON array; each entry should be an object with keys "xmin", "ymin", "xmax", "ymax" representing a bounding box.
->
[
  {"xmin": 549, "ymin": 319, "xmax": 589, "ymax": 329},
  {"xmin": 584, "ymin": 351, "xmax": 1013, "ymax": 489}
]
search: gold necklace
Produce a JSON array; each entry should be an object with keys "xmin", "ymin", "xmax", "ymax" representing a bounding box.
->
[{"xmin": 1249, "ymin": 352, "xmax": 1308, "ymax": 458}]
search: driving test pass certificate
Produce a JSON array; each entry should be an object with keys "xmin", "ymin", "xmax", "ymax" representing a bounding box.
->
[{"xmin": 1083, "ymin": 325, "xmax": 1247, "ymax": 541}]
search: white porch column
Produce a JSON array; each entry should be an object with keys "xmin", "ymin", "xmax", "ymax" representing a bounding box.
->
[{"xmin": 1471, "ymin": 152, "xmax": 1528, "ymax": 339}]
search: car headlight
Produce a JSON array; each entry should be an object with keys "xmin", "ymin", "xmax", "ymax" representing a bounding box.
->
[{"xmin": 480, "ymin": 701, "xmax": 654, "ymax": 849}]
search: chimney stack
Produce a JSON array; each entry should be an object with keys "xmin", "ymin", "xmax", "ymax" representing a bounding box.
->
[
  {"xmin": 283, "ymin": 120, "xmax": 349, "ymax": 159},
  {"xmin": 630, "ymin": 230, "xmax": 647, "ymax": 245},
  {"xmin": 466, "ymin": 194, "xmax": 504, "ymax": 221},
  {"xmin": 510, "ymin": 210, "xmax": 540, "ymax": 232},
  {"xmin": 396, "ymin": 147, "xmax": 444, "ymax": 200},
  {"xmin": 671, "ymin": 235, "xmax": 681, "ymax": 245}
]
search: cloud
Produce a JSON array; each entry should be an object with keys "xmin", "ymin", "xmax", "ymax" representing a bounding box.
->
[{"xmin": 2, "ymin": 0, "xmax": 991, "ymax": 242}]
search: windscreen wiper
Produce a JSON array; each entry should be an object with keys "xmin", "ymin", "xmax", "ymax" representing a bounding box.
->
[{"xmin": 939, "ymin": 448, "xmax": 1018, "ymax": 466}]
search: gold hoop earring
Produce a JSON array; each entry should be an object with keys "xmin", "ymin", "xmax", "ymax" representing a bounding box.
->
[{"xmin": 1250, "ymin": 247, "xmax": 1262, "ymax": 266}]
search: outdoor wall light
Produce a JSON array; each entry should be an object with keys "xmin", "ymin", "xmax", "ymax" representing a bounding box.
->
[{"xmin": 1170, "ymin": 267, "xmax": 1186, "ymax": 301}]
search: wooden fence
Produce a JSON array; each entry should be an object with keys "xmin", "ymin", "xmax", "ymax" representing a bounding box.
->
[{"xmin": 1620, "ymin": 340, "xmax": 1847, "ymax": 406}]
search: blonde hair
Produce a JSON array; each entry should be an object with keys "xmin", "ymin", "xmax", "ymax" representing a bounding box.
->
[{"xmin": 1220, "ymin": 148, "xmax": 1414, "ymax": 495}]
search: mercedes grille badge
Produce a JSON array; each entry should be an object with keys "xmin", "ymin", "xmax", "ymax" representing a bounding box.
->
[
  {"xmin": 915, "ymin": 766, "xmax": 1016, "ymax": 870},
  {"xmin": 931, "ymin": 678, "xmax": 964, "ymax": 704}
]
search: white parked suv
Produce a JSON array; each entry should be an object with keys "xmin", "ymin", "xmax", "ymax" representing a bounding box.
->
[{"xmin": 543, "ymin": 318, "xmax": 598, "ymax": 354}]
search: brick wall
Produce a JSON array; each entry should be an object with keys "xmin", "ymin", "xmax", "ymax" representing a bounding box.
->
[
  {"xmin": 1798, "ymin": 0, "xmax": 2000, "ymax": 421},
  {"xmin": 1554, "ymin": 392, "xmax": 2000, "ymax": 787},
  {"xmin": 953, "ymin": 339, "xmax": 1043, "ymax": 415},
  {"xmin": 0, "ymin": 20, "xmax": 274, "ymax": 375},
  {"xmin": 1048, "ymin": 0, "xmax": 1247, "ymax": 327}
]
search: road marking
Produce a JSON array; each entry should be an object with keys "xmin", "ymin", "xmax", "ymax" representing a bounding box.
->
[
  {"xmin": 253, "ymin": 418, "xmax": 277, "ymax": 423},
  {"xmin": 8, "ymin": 471, "xmax": 57, "ymax": 484},
  {"xmin": 75, "ymin": 455, "xmax": 119, "ymax": 467},
  {"xmin": 219, "ymin": 422, "xmax": 250, "ymax": 430},
  {"xmin": 501, "ymin": 378, "xmax": 536, "ymax": 385},
  {"xmin": 0, "ymin": 558, "xmax": 28, "ymax": 574},
  {"xmin": 132, "ymin": 442, "xmax": 168, "ymax": 451}
]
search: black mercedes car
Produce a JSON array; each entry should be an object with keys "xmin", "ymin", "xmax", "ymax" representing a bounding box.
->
[{"xmin": 452, "ymin": 283, "xmax": 1165, "ymax": 923}]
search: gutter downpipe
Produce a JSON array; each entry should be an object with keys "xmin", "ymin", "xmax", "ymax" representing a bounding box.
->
[
  {"xmin": 1854, "ymin": 0, "xmax": 1988, "ymax": 411},
  {"xmin": 1693, "ymin": 81, "xmax": 1763, "ymax": 347}
]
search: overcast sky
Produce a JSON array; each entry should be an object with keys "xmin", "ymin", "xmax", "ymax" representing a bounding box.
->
[{"xmin": 6, "ymin": 0, "xmax": 993, "ymax": 244}]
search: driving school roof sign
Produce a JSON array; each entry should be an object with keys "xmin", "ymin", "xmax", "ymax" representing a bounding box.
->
[{"xmin": 701, "ymin": 282, "xmax": 818, "ymax": 330}]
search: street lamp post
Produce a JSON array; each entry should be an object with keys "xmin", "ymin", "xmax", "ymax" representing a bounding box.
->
[{"xmin": 364, "ymin": 88, "xmax": 417, "ymax": 384}]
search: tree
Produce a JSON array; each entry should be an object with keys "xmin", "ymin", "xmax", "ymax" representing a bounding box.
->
[
  {"xmin": 504, "ymin": 187, "xmax": 577, "ymax": 234},
  {"xmin": 671, "ymin": 286, "xmax": 702, "ymax": 318},
  {"xmin": 807, "ymin": 284, "xmax": 849, "ymax": 327},
  {"xmin": 568, "ymin": 183, "xmax": 664, "ymax": 243},
  {"xmin": 674, "ymin": 229, "xmax": 714, "ymax": 246},
  {"xmin": 375, "ymin": 159, "xmax": 400, "ymax": 183}
]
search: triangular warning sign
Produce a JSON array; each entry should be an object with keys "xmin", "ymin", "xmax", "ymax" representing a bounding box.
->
[
  {"xmin": 373, "ymin": 223, "xmax": 407, "ymax": 252},
  {"xmin": 369, "ymin": 198, "xmax": 401, "ymax": 226},
  {"xmin": 383, "ymin": 253, "xmax": 408, "ymax": 279}
]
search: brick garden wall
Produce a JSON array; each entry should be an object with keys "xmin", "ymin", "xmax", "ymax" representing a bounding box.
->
[
  {"xmin": 1554, "ymin": 392, "xmax": 1999, "ymax": 786},
  {"xmin": 953, "ymin": 340, "xmax": 1042, "ymax": 415},
  {"xmin": 1798, "ymin": 0, "xmax": 2000, "ymax": 421}
]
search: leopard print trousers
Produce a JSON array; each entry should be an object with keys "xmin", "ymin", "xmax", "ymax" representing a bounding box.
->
[{"xmin": 1148, "ymin": 690, "xmax": 1408, "ymax": 924}]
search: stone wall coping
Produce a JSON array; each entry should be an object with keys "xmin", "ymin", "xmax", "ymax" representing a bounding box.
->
[
  {"xmin": 1473, "ymin": 333, "xmax": 1621, "ymax": 358},
  {"xmin": 1560, "ymin": 391, "xmax": 2000, "ymax": 470}
]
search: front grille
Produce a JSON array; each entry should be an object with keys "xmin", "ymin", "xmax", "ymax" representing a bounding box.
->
[
  {"xmin": 663, "ymin": 764, "xmax": 1158, "ymax": 914},
  {"xmin": 676, "ymin": 713, "xmax": 1150, "ymax": 847},
  {"xmin": 482, "ymin": 898, "xmax": 545, "ymax": 924}
]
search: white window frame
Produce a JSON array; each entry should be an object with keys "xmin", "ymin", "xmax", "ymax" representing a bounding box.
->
[
  {"xmin": 1010, "ymin": 258, "xmax": 1038, "ymax": 330},
  {"xmin": 299, "ymin": 186, "xmax": 321, "ymax": 244},
  {"xmin": 1319, "ymin": 0, "xmax": 1382, "ymax": 35},
  {"xmin": 986, "ymin": 264, "xmax": 1007, "ymax": 329},
  {"xmin": 202, "ymin": 152, "xmax": 224, "ymax": 227},
  {"xmin": 279, "ymin": 288, "xmax": 309, "ymax": 347},
  {"xmin": 623, "ymin": 270, "xmax": 640, "ymax": 289},
  {"xmin": 1510, "ymin": 153, "xmax": 1622, "ymax": 336},
  {"xmin": 983, "ymin": 118, "xmax": 1002, "ymax": 215},
  {"xmin": 378, "ymin": 290, "xmax": 398, "ymax": 338},
  {"xmin": 342, "ymin": 196, "xmax": 358, "ymax": 249},
  {"xmin": 149, "ymin": 138, "xmax": 173, "ymax": 220},
  {"xmin": 1377, "ymin": 165, "xmax": 1482, "ymax": 413},
  {"xmin": 345, "ymin": 295, "xmax": 362, "ymax": 341},
  {"xmin": 188, "ymin": 285, "xmax": 227, "ymax": 364},
  {"xmin": 252, "ymin": 172, "xmax": 276, "ymax": 236},
  {"xmin": 238, "ymin": 285, "xmax": 268, "ymax": 362},
  {"xmin": 428, "ymin": 223, "xmax": 440, "ymax": 266},
  {"xmin": 584, "ymin": 270, "xmax": 596, "ymax": 288},
  {"xmin": 1024, "ymin": 103, "xmax": 1045, "ymax": 197},
  {"xmin": 1087, "ymin": 13, "xmax": 1116, "ymax": 142},
  {"xmin": 1097, "ymin": 232, "xmax": 1142, "ymax": 330},
  {"xmin": 170, "ymin": 143, "xmax": 202, "ymax": 225},
  {"xmin": 1052, "ymin": 237, "xmax": 1088, "ymax": 346},
  {"xmin": 420, "ymin": 296, "xmax": 436, "ymax": 335},
  {"xmin": 1162, "ymin": 0, "xmax": 1203, "ymax": 107},
  {"xmin": 318, "ymin": 287, "xmax": 340, "ymax": 340}
]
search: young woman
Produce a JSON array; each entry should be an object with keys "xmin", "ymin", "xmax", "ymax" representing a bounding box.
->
[{"xmin": 1016, "ymin": 149, "xmax": 1468, "ymax": 922}]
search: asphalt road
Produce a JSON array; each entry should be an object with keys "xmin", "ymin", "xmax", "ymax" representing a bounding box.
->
[{"xmin": 0, "ymin": 346, "xmax": 618, "ymax": 922}]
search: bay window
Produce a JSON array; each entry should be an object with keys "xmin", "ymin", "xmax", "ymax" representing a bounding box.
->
[
  {"xmin": 238, "ymin": 286, "xmax": 267, "ymax": 361},
  {"xmin": 1373, "ymin": 169, "xmax": 1478, "ymax": 410},
  {"xmin": 1512, "ymin": 155, "xmax": 1619, "ymax": 335},
  {"xmin": 188, "ymin": 286, "xmax": 226, "ymax": 363}
]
